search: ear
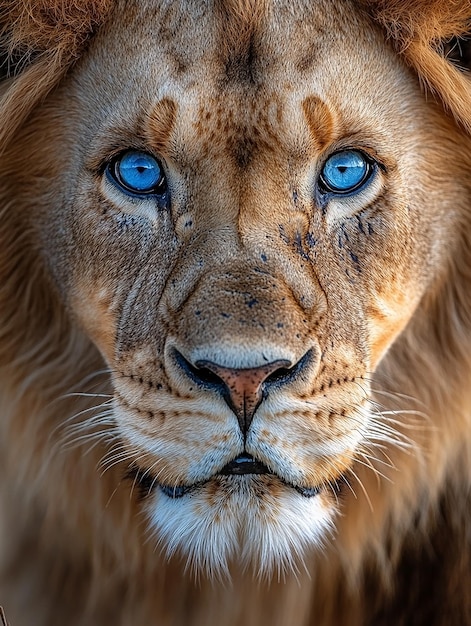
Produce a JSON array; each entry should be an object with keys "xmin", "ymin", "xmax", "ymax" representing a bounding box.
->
[
  {"xmin": 361, "ymin": 0, "xmax": 471, "ymax": 134},
  {"xmin": 0, "ymin": 0, "xmax": 112, "ymax": 154}
]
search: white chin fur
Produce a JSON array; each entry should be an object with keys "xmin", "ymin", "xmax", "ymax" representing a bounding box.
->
[{"xmin": 146, "ymin": 475, "xmax": 336, "ymax": 579}]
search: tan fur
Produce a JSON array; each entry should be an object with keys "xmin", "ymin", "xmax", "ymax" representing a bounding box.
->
[{"xmin": 1, "ymin": 1, "xmax": 471, "ymax": 625}]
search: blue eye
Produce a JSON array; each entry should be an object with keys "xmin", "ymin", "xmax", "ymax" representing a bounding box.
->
[
  {"xmin": 320, "ymin": 150, "xmax": 372, "ymax": 194},
  {"xmin": 109, "ymin": 150, "xmax": 166, "ymax": 195}
]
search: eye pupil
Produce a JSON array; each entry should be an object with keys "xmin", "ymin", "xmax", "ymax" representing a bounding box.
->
[
  {"xmin": 320, "ymin": 150, "xmax": 371, "ymax": 194},
  {"xmin": 109, "ymin": 150, "xmax": 166, "ymax": 195}
]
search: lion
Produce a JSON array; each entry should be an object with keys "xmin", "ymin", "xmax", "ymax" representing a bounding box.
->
[{"xmin": 1, "ymin": 0, "xmax": 471, "ymax": 624}]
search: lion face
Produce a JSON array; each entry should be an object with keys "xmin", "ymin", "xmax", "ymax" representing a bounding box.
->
[{"xmin": 15, "ymin": 0, "xmax": 464, "ymax": 575}]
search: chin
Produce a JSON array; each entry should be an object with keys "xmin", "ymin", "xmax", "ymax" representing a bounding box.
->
[{"xmin": 145, "ymin": 473, "xmax": 337, "ymax": 578}]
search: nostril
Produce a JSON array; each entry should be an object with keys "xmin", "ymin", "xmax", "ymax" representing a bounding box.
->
[
  {"xmin": 263, "ymin": 348, "xmax": 315, "ymax": 388},
  {"xmin": 173, "ymin": 349, "xmax": 225, "ymax": 389},
  {"xmin": 192, "ymin": 365, "xmax": 224, "ymax": 386},
  {"xmin": 264, "ymin": 365, "xmax": 293, "ymax": 386}
]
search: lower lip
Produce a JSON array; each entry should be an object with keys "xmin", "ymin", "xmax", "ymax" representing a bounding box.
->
[
  {"xmin": 159, "ymin": 484, "xmax": 192, "ymax": 498},
  {"xmin": 158, "ymin": 475, "xmax": 322, "ymax": 499}
]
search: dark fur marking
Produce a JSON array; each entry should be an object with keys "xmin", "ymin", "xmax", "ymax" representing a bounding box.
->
[
  {"xmin": 356, "ymin": 215, "xmax": 366, "ymax": 235},
  {"xmin": 233, "ymin": 135, "xmax": 255, "ymax": 168},
  {"xmin": 224, "ymin": 35, "xmax": 258, "ymax": 85}
]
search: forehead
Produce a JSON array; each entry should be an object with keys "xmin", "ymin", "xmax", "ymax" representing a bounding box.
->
[
  {"xmin": 68, "ymin": 0, "xmax": 423, "ymax": 176},
  {"xmin": 79, "ymin": 0, "xmax": 411, "ymax": 115}
]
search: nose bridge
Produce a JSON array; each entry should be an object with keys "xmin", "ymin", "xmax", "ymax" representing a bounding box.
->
[
  {"xmin": 183, "ymin": 261, "xmax": 299, "ymax": 324},
  {"xmin": 169, "ymin": 258, "xmax": 320, "ymax": 372},
  {"xmin": 163, "ymin": 96, "xmax": 324, "ymax": 362},
  {"xmin": 185, "ymin": 90, "xmax": 302, "ymax": 255}
]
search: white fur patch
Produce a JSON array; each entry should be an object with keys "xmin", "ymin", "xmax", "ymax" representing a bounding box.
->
[{"xmin": 147, "ymin": 475, "xmax": 336, "ymax": 579}]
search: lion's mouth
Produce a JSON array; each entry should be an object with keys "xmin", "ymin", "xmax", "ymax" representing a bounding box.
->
[
  {"xmin": 219, "ymin": 453, "xmax": 272, "ymax": 476},
  {"xmin": 219, "ymin": 454, "xmax": 322, "ymax": 497},
  {"xmin": 130, "ymin": 454, "xmax": 324, "ymax": 499}
]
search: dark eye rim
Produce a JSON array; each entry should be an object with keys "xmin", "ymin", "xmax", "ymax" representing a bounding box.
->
[
  {"xmin": 318, "ymin": 149, "xmax": 376, "ymax": 196},
  {"xmin": 106, "ymin": 150, "xmax": 168, "ymax": 198}
]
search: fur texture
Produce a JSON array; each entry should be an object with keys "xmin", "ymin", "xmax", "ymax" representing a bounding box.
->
[
  {"xmin": 361, "ymin": 0, "xmax": 471, "ymax": 130},
  {"xmin": 1, "ymin": 1, "xmax": 471, "ymax": 624}
]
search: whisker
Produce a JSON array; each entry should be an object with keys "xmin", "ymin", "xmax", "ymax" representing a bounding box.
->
[
  {"xmin": 61, "ymin": 392, "xmax": 113, "ymax": 400},
  {"xmin": 348, "ymin": 467, "xmax": 374, "ymax": 512},
  {"xmin": 99, "ymin": 449, "xmax": 135, "ymax": 475},
  {"xmin": 49, "ymin": 398, "xmax": 114, "ymax": 442}
]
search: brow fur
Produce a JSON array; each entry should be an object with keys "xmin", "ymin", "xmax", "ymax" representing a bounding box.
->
[{"xmin": 1, "ymin": 0, "xmax": 471, "ymax": 146}]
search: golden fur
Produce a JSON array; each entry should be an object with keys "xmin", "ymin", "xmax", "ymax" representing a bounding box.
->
[{"xmin": 1, "ymin": 1, "xmax": 471, "ymax": 624}]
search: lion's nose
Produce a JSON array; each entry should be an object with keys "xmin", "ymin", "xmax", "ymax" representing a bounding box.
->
[
  {"xmin": 174, "ymin": 350, "xmax": 313, "ymax": 434},
  {"xmin": 194, "ymin": 359, "xmax": 291, "ymax": 433}
]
